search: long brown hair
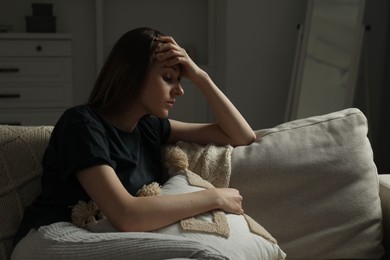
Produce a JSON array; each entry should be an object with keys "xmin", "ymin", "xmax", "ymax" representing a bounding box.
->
[{"xmin": 88, "ymin": 27, "xmax": 163, "ymax": 114}]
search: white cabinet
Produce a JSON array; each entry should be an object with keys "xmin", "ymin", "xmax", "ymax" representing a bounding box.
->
[{"xmin": 0, "ymin": 33, "xmax": 73, "ymax": 125}]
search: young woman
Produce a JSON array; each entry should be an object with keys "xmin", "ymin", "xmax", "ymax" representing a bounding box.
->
[{"xmin": 12, "ymin": 27, "xmax": 256, "ymax": 257}]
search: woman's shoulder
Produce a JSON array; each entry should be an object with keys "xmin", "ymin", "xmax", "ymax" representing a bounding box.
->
[
  {"xmin": 59, "ymin": 105, "xmax": 100, "ymax": 125},
  {"xmin": 52, "ymin": 105, "xmax": 103, "ymax": 134},
  {"xmin": 62, "ymin": 104, "xmax": 96, "ymax": 119}
]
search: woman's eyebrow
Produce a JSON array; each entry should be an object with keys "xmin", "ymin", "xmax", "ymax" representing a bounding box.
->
[
  {"xmin": 162, "ymin": 66, "xmax": 182, "ymax": 82},
  {"xmin": 162, "ymin": 66, "xmax": 180, "ymax": 76}
]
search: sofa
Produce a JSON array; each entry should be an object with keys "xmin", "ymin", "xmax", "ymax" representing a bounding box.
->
[{"xmin": 0, "ymin": 108, "xmax": 389, "ymax": 259}]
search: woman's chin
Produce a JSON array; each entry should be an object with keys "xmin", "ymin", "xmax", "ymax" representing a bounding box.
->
[{"xmin": 151, "ymin": 110, "xmax": 170, "ymax": 118}]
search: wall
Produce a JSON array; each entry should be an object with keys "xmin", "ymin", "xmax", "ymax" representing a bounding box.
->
[
  {"xmin": 0, "ymin": 0, "xmax": 307, "ymax": 129},
  {"xmin": 354, "ymin": 0, "xmax": 390, "ymax": 173},
  {"xmin": 224, "ymin": 0, "xmax": 307, "ymax": 129},
  {"xmin": 2, "ymin": 0, "xmax": 387, "ymax": 169}
]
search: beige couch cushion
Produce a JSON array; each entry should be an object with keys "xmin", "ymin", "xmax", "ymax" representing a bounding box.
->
[
  {"xmin": 230, "ymin": 108, "xmax": 384, "ymax": 259},
  {"xmin": 0, "ymin": 126, "xmax": 53, "ymax": 260}
]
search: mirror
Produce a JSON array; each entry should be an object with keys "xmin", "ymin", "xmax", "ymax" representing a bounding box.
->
[{"xmin": 286, "ymin": 0, "xmax": 366, "ymax": 120}]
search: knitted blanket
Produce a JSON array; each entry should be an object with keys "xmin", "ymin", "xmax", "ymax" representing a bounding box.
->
[
  {"xmin": 173, "ymin": 141, "xmax": 233, "ymax": 188},
  {"xmin": 12, "ymin": 222, "xmax": 230, "ymax": 260},
  {"xmin": 0, "ymin": 125, "xmax": 53, "ymax": 260},
  {"xmin": 163, "ymin": 143, "xmax": 277, "ymax": 244}
]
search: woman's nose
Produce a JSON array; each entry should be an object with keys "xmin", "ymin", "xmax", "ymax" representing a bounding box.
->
[{"xmin": 173, "ymin": 84, "xmax": 184, "ymax": 96}]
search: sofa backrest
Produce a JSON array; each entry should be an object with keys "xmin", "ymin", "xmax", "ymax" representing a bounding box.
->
[
  {"xmin": 0, "ymin": 125, "xmax": 53, "ymax": 260},
  {"xmin": 230, "ymin": 108, "xmax": 384, "ymax": 259}
]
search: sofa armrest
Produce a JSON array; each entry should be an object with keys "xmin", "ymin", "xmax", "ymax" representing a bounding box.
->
[{"xmin": 379, "ymin": 174, "xmax": 390, "ymax": 255}]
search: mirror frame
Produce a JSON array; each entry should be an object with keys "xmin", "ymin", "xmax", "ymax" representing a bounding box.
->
[{"xmin": 285, "ymin": 0, "xmax": 366, "ymax": 121}]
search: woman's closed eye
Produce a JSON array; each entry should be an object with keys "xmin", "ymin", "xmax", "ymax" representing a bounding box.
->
[
  {"xmin": 163, "ymin": 75, "xmax": 173, "ymax": 83},
  {"xmin": 163, "ymin": 74, "xmax": 181, "ymax": 84}
]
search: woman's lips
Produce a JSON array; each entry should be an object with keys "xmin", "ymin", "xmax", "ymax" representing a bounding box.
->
[{"xmin": 167, "ymin": 100, "xmax": 175, "ymax": 108}]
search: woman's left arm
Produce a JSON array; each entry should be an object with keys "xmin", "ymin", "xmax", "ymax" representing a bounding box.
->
[
  {"xmin": 169, "ymin": 72, "xmax": 255, "ymax": 146},
  {"xmin": 155, "ymin": 36, "xmax": 256, "ymax": 146}
]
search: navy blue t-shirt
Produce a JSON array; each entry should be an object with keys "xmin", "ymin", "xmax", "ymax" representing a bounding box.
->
[{"xmin": 14, "ymin": 105, "xmax": 171, "ymax": 245}]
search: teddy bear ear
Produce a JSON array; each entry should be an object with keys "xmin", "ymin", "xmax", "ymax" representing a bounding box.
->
[
  {"xmin": 136, "ymin": 182, "xmax": 161, "ymax": 197},
  {"xmin": 165, "ymin": 146, "xmax": 189, "ymax": 171}
]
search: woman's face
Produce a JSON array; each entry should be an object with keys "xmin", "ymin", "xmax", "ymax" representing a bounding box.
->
[{"xmin": 138, "ymin": 62, "xmax": 184, "ymax": 118}]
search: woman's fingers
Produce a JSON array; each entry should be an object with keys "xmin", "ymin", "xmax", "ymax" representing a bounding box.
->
[
  {"xmin": 217, "ymin": 188, "xmax": 244, "ymax": 215},
  {"xmin": 155, "ymin": 48, "xmax": 185, "ymax": 61},
  {"xmin": 154, "ymin": 36, "xmax": 188, "ymax": 62},
  {"xmin": 155, "ymin": 43, "xmax": 177, "ymax": 54},
  {"xmin": 154, "ymin": 44, "xmax": 189, "ymax": 68},
  {"xmin": 154, "ymin": 42, "xmax": 186, "ymax": 63},
  {"xmin": 156, "ymin": 35, "xmax": 178, "ymax": 45},
  {"xmin": 154, "ymin": 35, "xmax": 204, "ymax": 81}
]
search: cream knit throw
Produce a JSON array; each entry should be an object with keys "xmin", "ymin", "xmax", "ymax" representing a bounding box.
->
[
  {"xmin": 173, "ymin": 141, "xmax": 233, "ymax": 188},
  {"xmin": 164, "ymin": 143, "xmax": 277, "ymax": 244},
  {"xmin": 0, "ymin": 125, "xmax": 53, "ymax": 260}
]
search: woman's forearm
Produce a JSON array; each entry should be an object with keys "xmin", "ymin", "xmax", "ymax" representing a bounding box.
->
[
  {"xmin": 78, "ymin": 165, "xmax": 244, "ymax": 233},
  {"xmin": 192, "ymin": 71, "xmax": 256, "ymax": 146},
  {"xmin": 116, "ymin": 189, "xmax": 220, "ymax": 232}
]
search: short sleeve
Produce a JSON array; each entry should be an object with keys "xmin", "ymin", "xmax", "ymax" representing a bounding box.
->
[
  {"xmin": 43, "ymin": 107, "xmax": 116, "ymax": 180},
  {"xmin": 138, "ymin": 116, "xmax": 171, "ymax": 145},
  {"xmin": 159, "ymin": 117, "xmax": 171, "ymax": 144}
]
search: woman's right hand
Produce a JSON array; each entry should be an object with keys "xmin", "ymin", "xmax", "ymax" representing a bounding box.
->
[
  {"xmin": 154, "ymin": 35, "xmax": 206, "ymax": 84},
  {"xmin": 213, "ymin": 188, "xmax": 244, "ymax": 215}
]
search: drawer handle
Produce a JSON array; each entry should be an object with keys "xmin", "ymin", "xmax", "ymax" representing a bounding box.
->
[
  {"xmin": 36, "ymin": 45, "xmax": 42, "ymax": 52},
  {"xmin": 0, "ymin": 93, "xmax": 21, "ymax": 98},
  {"xmin": 0, "ymin": 68, "xmax": 20, "ymax": 73},
  {"xmin": 0, "ymin": 122, "xmax": 22, "ymax": 126}
]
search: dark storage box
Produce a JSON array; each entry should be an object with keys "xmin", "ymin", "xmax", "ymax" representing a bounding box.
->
[{"xmin": 25, "ymin": 16, "xmax": 56, "ymax": 33}]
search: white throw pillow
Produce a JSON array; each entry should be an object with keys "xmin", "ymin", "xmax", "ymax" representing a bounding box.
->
[
  {"xmin": 230, "ymin": 108, "xmax": 384, "ymax": 259},
  {"xmin": 157, "ymin": 173, "xmax": 286, "ymax": 260}
]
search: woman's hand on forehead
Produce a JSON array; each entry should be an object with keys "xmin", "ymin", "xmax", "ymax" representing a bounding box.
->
[{"xmin": 153, "ymin": 35, "xmax": 204, "ymax": 82}]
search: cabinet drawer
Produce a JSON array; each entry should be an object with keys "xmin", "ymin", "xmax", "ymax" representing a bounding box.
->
[
  {"xmin": 0, "ymin": 84, "xmax": 72, "ymax": 108},
  {"xmin": 0, "ymin": 39, "xmax": 71, "ymax": 57},
  {"xmin": 0, "ymin": 108, "xmax": 65, "ymax": 126},
  {"xmin": 0, "ymin": 58, "xmax": 71, "ymax": 82}
]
